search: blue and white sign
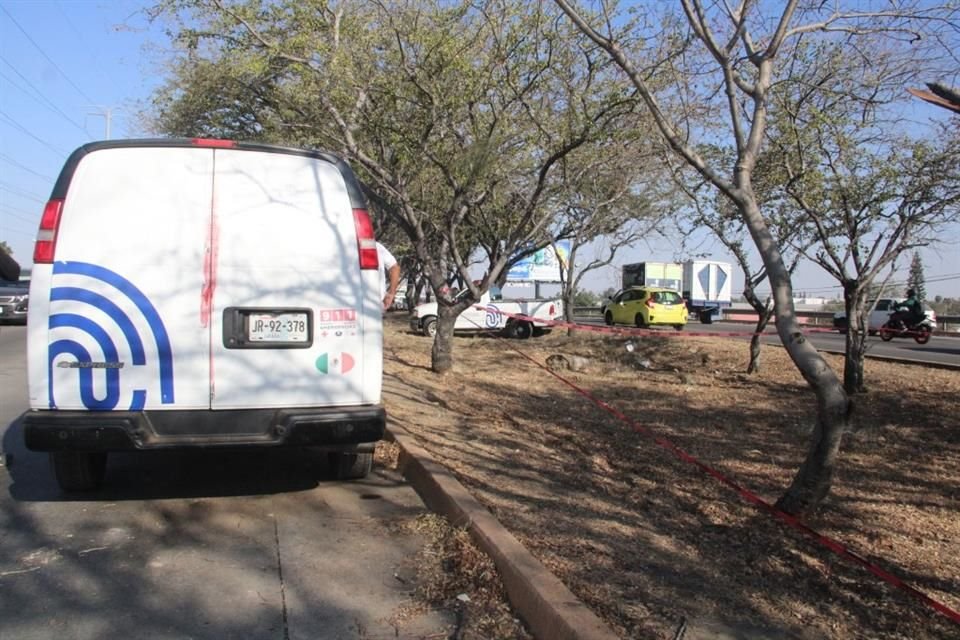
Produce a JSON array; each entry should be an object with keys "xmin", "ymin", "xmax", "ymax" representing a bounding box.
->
[{"xmin": 506, "ymin": 240, "xmax": 570, "ymax": 282}]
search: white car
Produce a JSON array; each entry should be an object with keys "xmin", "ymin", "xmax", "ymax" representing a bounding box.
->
[{"xmin": 833, "ymin": 298, "xmax": 936, "ymax": 334}]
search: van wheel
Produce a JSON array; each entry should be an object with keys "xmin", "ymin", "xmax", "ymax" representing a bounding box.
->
[
  {"xmin": 328, "ymin": 452, "xmax": 373, "ymax": 480},
  {"xmin": 422, "ymin": 317, "xmax": 437, "ymax": 338},
  {"xmin": 50, "ymin": 451, "xmax": 107, "ymax": 492},
  {"xmin": 509, "ymin": 321, "xmax": 533, "ymax": 340}
]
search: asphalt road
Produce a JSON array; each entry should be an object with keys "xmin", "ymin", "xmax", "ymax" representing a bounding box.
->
[
  {"xmin": 0, "ymin": 325, "xmax": 453, "ymax": 640},
  {"xmin": 572, "ymin": 316, "xmax": 960, "ymax": 369}
]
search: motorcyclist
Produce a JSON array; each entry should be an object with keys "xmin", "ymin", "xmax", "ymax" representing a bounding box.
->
[{"xmin": 888, "ymin": 288, "xmax": 925, "ymax": 329}]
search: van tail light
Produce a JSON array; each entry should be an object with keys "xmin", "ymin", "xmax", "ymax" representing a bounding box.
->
[
  {"xmin": 34, "ymin": 199, "xmax": 64, "ymax": 263},
  {"xmin": 353, "ymin": 209, "xmax": 379, "ymax": 270}
]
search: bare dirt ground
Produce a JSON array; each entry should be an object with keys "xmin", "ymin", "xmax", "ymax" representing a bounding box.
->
[{"xmin": 378, "ymin": 313, "xmax": 960, "ymax": 640}]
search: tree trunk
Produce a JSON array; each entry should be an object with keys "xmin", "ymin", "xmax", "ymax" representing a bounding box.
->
[
  {"xmin": 564, "ymin": 289, "xmax": 577, "ymax": 337},
  {"xmin": 747, "ymin": 333, "xmax": 763, "ymax": 374},
  {"xmin": 744, "ymin": 289, "xmax": 773, "ymax": 374},
  {"xmin": 774, "ymin": 379, "xmax": 850, "ymax": 514},
  {"xmin": 842, "ymin": 327, "xmax": 867, "ymax": 394},
  {"xmin": 430, "ymin": 303, "xmax": 458, "ymax": 373},
  {"xmin": 740, "ymin": 200, "xmax": 850, "ymax": 516},
  {"xmin": 841, "ymin": 294, "xmax": 869, "ymax": 394}
]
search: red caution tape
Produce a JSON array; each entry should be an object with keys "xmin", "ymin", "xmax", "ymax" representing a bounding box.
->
[
  {"xmin": 478, "ymin": 322, "xmax": 960, "ymax": 626},
  {"xmin": 468, "ymin": 304, "xmax": 844, "ymax": 339}
]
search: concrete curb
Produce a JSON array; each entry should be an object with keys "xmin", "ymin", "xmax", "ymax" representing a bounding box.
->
[{"xmin": 385, "ymin": 425, "xmax": 620, "ymax": 640}]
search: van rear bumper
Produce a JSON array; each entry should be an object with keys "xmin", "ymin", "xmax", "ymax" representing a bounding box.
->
[{"xmin": 22, "ymin": 406, "xmax": 386, "ymax": 451}]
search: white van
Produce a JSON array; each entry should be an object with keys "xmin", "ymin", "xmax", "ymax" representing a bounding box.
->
[{"xmin": 23, "ymin": 139, "xmax": 386, "ymax": 491}]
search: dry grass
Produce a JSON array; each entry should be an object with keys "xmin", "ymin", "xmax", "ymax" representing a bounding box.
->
[{"xmin": 381, "ymin": 314, "xmax": 960, "ymax": 639}]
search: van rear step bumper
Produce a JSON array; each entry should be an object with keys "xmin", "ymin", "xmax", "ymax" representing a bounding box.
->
[{"xmin": 22, "ymin": 406, "xmax": 385, "ymax": 451}]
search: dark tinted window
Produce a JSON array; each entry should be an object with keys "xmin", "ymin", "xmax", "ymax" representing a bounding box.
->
[{"xmin": 653, "ymin": 291, "xmax": 682, "ymax": 304}]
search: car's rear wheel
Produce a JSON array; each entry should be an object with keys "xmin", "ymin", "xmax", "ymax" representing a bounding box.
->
[
  {"xmin": 674, "ymin": 324, "xmax": 684, "ymax": 331},
  {"xmin": 50, "ymin": 451, "xmax": 107, "ymax": 492},
  {"xmin": 879, "ymin": 325, "xmax": 894, "ymax": 342},
  {"xmin": 328, "ymin": 452, "xmax": 373, "ymax": 480},
  {"xmin": 423, "ymin": 317, "xmax": 437, "ymax": 338},
  {"xmin": 634, "ymin": 313, "xmax": 648, "ymax": 328}
]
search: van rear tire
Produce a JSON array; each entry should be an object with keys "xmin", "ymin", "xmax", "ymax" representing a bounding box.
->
[
  {"xmin": 50, "ymin": 451, "xmax": 107, "ymax": 492},
  {"xmin": 422, "ymin": 317, "xmax": 437, "ymax": 338},
  {"xmin": 506, "ymin": 320, "xmax": 533, "ymax": 339},
  {"xmin": 328, "ymin": 452, "xmax": 373, "ymax": 480}
]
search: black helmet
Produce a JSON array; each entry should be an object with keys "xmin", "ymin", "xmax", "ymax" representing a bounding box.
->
[{"xmin": 907, "ymin": 288, "xmax": 916, "ymax": 297}]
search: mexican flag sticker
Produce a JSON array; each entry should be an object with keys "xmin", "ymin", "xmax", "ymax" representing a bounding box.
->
[{"xmin": 315, "ymin": 352, "xmax": 355, "ymax": 374}]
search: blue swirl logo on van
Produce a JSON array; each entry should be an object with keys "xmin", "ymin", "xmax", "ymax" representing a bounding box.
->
[
  {"xmin": 47, "ymin": 262, "xmax": 174, "ymax": 410},
  {"xmin": 484, "ymin": 304, "xmax": 503, "ymax": 328}
]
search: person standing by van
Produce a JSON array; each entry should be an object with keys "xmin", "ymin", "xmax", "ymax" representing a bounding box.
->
[{"xmin": 377, "ymin": 241, "xmax": 401, "ymax": 311}]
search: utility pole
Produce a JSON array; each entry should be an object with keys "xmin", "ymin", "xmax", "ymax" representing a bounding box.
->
[{"xmin": 86, "ymin": 106, "xmax": 115, "ymax": 140}]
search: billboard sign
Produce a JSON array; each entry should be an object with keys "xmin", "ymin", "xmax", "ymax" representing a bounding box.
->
[{"xmin": 505, "ymin": 240, "xmax": 570, "ymax": 282}]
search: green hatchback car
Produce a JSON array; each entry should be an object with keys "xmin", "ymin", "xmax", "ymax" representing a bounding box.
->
[{"xmin": 602, "ymin": 286, "xmax": 687, "ymax": 330}]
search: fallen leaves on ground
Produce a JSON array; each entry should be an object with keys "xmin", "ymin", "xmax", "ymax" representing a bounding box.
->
[{"xmin": 381, "ymin": 315, "xmax": 960, "ymax": 640}]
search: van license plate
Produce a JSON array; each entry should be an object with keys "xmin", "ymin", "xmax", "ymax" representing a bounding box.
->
[{"xmin": 248, "ymin": 313, "xmax": 310, "ymax": 343}]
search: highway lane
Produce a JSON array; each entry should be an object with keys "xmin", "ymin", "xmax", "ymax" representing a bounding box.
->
[
  {"xmin": 0, "ymin": 325, "xmax": 454, "ymax": 640},
  {"xmin": 570, "ymin": 316, "xmax": 960, "ymax": 368}
]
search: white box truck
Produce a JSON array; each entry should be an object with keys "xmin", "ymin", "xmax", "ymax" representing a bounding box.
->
[
  {"xmin": 23, "ymin": 138, "xmax": 387, "ymax": 491},
  {"xmin": 682, "ymin": 260, "xmax": 733, "ymax": 324},
  {"xmin": 620, "ymin": 262, "xmax": 683, "ymax": 292}
]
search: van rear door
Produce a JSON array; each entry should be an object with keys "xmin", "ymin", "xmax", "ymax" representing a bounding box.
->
[
  {"xmin": 209, "ymin": 149, "xmax": 375, "ymax": 409},
  {"xmin": 33, "ymin": 146, "xmax": 213, "ymax": 411}
]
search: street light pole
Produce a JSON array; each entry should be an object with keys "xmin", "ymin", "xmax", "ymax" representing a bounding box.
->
[{"xmin": 86, "ymin": 106, "xmax": 114, "ymax": 139}]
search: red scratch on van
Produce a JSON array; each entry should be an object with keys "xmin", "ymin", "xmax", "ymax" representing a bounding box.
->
[{"xmin": 201, "ymin": 202, "xmax": 219, "ymax": 327}]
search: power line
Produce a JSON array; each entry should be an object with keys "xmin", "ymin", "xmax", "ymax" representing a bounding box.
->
[
  {"xmin": 0, "ymin": 109, "xmax": 69, "ymax": 155},
  {"xmin": 0, "ymin": 183, "xmax": 45, "ymax": 204},
  {"xmin": 0, "ymin": 57, "xmax": 87, "ymax": 132},
  {"xmin": 0, "ymin": 207, "xmax": 40, "ymax": 225},
  {"xmin": 0, "ymin": 4, "xmax": 96, "ymax": 105},
  {"xmin": 741, "ymin": 272, "xmax": 960, "ymax": 298},
  {"xmin": 54, "ymin": 0, "xmax": 114, "ymax": 94},
  {"xmin": 0, "ymin": 153, "xmax": 53, "ymax": 180},
  {"xmin": 0, "ymin": 226, "xmax": 36, "ymax": 239}
]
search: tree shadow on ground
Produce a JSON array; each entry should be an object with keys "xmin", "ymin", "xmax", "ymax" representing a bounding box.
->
[{"xmin": 382, "ymin": 317, "xmax": 960, "ymax": 639}]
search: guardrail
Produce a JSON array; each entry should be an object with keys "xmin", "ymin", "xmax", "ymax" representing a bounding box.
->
[{"xmin": 572, "ymin": 307, "xmax": 960, "ymax": 333}]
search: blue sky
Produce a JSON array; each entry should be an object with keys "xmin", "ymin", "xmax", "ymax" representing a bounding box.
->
[
  {"xmin": 0, "ymin": 0, "xmax": 165, "ymax": 266},
  {"xmin": 1, "ymin": 0, "xmax": 957, "ymax": 299}
]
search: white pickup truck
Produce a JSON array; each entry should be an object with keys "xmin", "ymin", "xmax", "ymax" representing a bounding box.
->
[
  {"xmin": 410, "ymin": 286, "xmax": 562, "ymax": 339},
  {"xmin": 833, "ymin": 298, "xmax": 937, "ymax": 334}
]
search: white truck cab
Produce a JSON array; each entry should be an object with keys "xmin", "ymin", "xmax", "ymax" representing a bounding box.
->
[{"xmin": 23, "ymin": 138, "xmax": 386, "ymax": 491}]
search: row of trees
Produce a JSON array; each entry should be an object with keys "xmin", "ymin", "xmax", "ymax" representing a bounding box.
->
[{"xmin": 146, "ymin": 0, "xmax": 958, "ymax": 514}]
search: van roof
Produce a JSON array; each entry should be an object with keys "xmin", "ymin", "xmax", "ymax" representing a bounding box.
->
[{"xmin": 50, "ymin": 138, "xmax": 368, "ymax": 209}]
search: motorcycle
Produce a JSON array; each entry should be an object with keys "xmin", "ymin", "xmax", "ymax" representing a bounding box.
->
[{"xmin": 878, "ymin": 317, "xmax": 934, "ymax": 344}]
